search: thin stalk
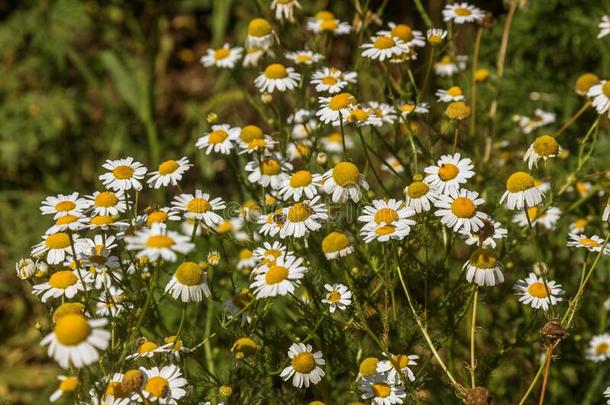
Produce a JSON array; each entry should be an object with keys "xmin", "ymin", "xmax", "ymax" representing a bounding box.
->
[
  {"xmin": 173, "ymin": 305, "xmax": 187, "ymax": 350},
  {"xmin": 552, "ymin": 101, "xmax": 591, "ymax": 138},
  {"xmin": 469, "ymin": 285, "xmax": 478, "ymax": 388},
  {"xmin": 469, "ymin": 27, "xmax": 483, "ymax": 139},
  {"xmin": 412, "ymin": 0, "xmax": 433, "ymax": 28},
  {"xmin": 538, "ymin": 344, "xmax": 553, "ymax": 405}
]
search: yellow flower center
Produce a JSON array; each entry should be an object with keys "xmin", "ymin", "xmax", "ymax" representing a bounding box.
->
[
  {"xmin": 527, "ymin": 282, "xmax": 549, "ymax": 298},
  {"xmin": 264, "ymin": 63, "xmax": 288, "ymax": 79},
  {"xmin": 447, "ymin": 86, "xmax": 463, "ymax": 97},
  {"xmin": 574, "ymin": 218, "xmax": 588, "ymax": 229},
  {"xmin": 209, "ymin": 129, "xmax": 228, "ymax": 144},
  {"xmin": 474, "ymin": 68, "xmax": 490, "ymax": 82},
  {"xmin": 232, "ymin": 290, "xmax": 253, "ymax": 308},
  {"xmin": 455, "ymin": 7, "xmax": 472, "ymax": 16},
  {"xmin": 332, "ymin": 161, "xmax": 360, "ymax": 187},
  {"xmin": 217, "ymin": 221, "xmax": 233, "ymax": 233},
  {"xmin": 373, "ymin": 36, "xmax": 395, "ymax": 49},
  {"xmin": 248, "ymin": 18, "xmax": 272, "ymax": 37},
  {"xmin": 359, "ymin": 357, "xmax": 379, "ymax": 376},
  {"xmin": 213, "ymin": 47, "xmax": 230, "ymax": 60},
  {"xmin": 261, "ymin": 158, "xmax": 281, "ymax": 175},
  {"xmin": 95, "ymin": 192, "xmax": 119, "ymax": 208},
  {"xmin": 348, "ymin": 108, "xmax": 369, "ymax": 122},
  {"xmin": 438, "ymin": 163, "xmax": 459, "ymax": 181},
  {"xmin": 290, "ymin": 170, "xmax": 313, "ymax": 187},
  {"xmin": 315, "ymin": 11, "xmax": 335, "ymax": 20},
  {"xmin": 240, "ymin": 125, "xmax": 263, "ymax": 142},
  {"xmin": 320, "ymin": 19, "xmax": 337, "ymax": 31},
  {"xmin": 45, "ymin": 232, "xmax": 71, "ymax": 249},
  {"xmin": 291, "ymin": 352, "xmax": 316, "ymax": 373},
  {"xmin": 375, "ymin": 224, "xmax": 396, "ymax": 235},
  {"xmin": 239, "ymin": 248, "xmax": 253, "ymax": 260},
  {"xmin": 138, "ymin": 341, "xmax": 159, "ymax": 353},
  {"xmin": 328, "ymin": 93, "xmax": 356, "ymax": 111},
  {"xmin": 146, "ymin": 235, "xmax": 174, "ymax": 248},
  {"xmin": 265, "ymin": 265, "xmax": 289, "ymax": 284},
  {"xmin": 575, "ymin": 73, "xmax": 600, "ymax": 94},
  {"xmin": 372, "ymin": 383, "xmax": 391, "ymax": 398},
  {"xmin": 440, "ymin": 55, "xmax": 452, "ymax": 64},
  {"xmin": 327, "ymin": 132, "xmax": 342, "ymax": 143},
  {"xmin": 603, "ymin": 81, "xmax": 610, "ymax": 98},
  {"xmin": 401, "ymin": 103, "xmax": 415, "ymax": 113},
  {"xmin": 122, "ymin": 370, "xmax": 144, "ymax": 393},
  {"xmin": 48, "ymin": 270, "xmax": 78, "ymax": 289},
  {"xmin": 59, "ymin": 376, "xmax": 79, "ymax": 392},
  {"xmin": 596, "ymin": 343, "xmax": 610, "ymax": 354},
  {"xmin": 287, "ymin": 202, "xmax": 311, "ymax": 222},
  {"xmin": 54, "ymin": 314, "xmax": 90, "ymax": 346},
  {"xmin": 580, "ymin": 238, "xmax": 599, "ymax": 248},
  {"xmin": 187, "ymin": 198, "xmax": 210, "ymax": 213},
  {"xmin": 374, "ymin": 208, "xmax": 399, "ymax": 224},
  {"xmin": 158, "ymin": 160, "xmax": 179, "ymax": 175},
  {"xmin": 248, "ymin": 138, "xmax": 268, "ymax": 151},
  {"xmin": 55, "ymin": 200, "xmax": 76, "ymax": 212},
  {"xmin": 451, "ymin": 197, "xmax": 476, "ymax": 218},
  {"xmin": 295, "ymin": 54, "xmax": 312, "ymax": 63},
  {"xmin": 445, "ymin": 101, "xmax": 471, "ymax": 120},
  {"xmin": 232, "ymin": 337, "xmax": 258, "ymax": 358},
  {"xmin": 526, "ymin": 206, "xmax": 539, "ymax": 220},
  {"xmin": 327, "ymin": 290, "xmax": 341, "ymax": 302},
  {"xmin": 428, "ymin": 34, "xmax": 442, "ymax": 45},
  {"xmin": 408, "ymin": 181, "xmax": 429, "ymax": 198},
  {"xmin": 322, "ymin": 231, "xmax": 350, "ymax": 253},
  {"xmin": 392, "ymin": 354, "xmax": 410, "ymax": 368},
  {"xmin": 145, "ymin": 376, "xmax": 169, "ymax": 398},
  {"xmin": 55, "ymin": 215, "xmax": 78, "ymax": 226},
  {"xmin": 175, "ymin": 262, "xmax": 204, "ymax": 286},
  {"xmin": 91, "ymin": 215, "xmax": 112, "ymax": 225},
  {"xmin": 147, "ymin": 211, "xmax": 169, "ymax": 227},
  {"xmin": 112, "ymin": 165, "xmax": 135, "ymax": 179},
  {"xmin": 322, "ymin": 76, "xmax": 338, "ymax": 85},
  {"xmin": 506, "ymin": 171, "xmax": 535, "ymax": 193},
  {"xmin": 469, "ymin": 248, "xmax": 498, "ymax": 269},
  {"xmin": 391, "ymin": 24, "xmax": 412, "ymax": 41},
  {"xmin": 532, "ymin": 135, "xmax": 559, "ymax": 156},
  {"xmin": 53, "ymin": 302, "xmax": 85, "ymax": 322}
]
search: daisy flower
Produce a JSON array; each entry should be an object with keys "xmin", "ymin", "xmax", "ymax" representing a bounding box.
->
[
  {"xmin": 367, "ymin": 102, "xmax": 397, "ymax": 125},
  {"xmin": 196, "ymin": 124, "xmax": 239, "ymax": 154},
  {"xmin": 280, "ymin": 196, "xmax": 328, "ymax": 238},
  {"xmin": 321, "ymin": 231, "xmax": 354, "ymax": 260},
  {"xmin": 41, "ymin": 314, "xmax": 110, "ymax": 368},
  {"xmin": 322, "ymin": 161, "xmax": 369, "ymax": 203},
  {"xmin": 404, "ymin": 177, "xmax": 439, "ymax": 213},
  {"xmin": 516, "ymin": 109, "xmax": 556, "ymax": 134},
  {"xmin": 321, "ymin": 283, "xmax": 352, "ymax": 313},
  {"xmin": 32, "ymin": 232, "xmax": 87, "ymax": 265},
  {"xmin": 514, "ymin": 273, "xmax": 564, "ymax": 311},
  {"xmin": 245, "ymin": 18, "xmax": 275, "ymax": 49},
  {"xmin": 99, "ymin": 157, "xmax": 147, "ymax": 191},
  {"xmin": 524, "ymin": 135, "xmax": 561, "ymax": 168},
  {"xmin": 575, "ymin": 73, "xmax": 600, "ymax": 96},
  {"xmin": 587, "ymin": 333, "xmax": 610, "ymax": 362},
  {"xmin": 143, "ymin": 207, "xmax": 180, "ymax": 227},
  {"xmin": 40, "ymin": 192, "xmax": 88, "ymax": 219},
  {"xmin": 512, "ymin": 205, "xmax": 561, "ymax": 230},
  {"xmin": 317, "ymin": 92, "xmax": 357, "ymax": 124},
  {"xmin": 257, "ymin": 209, "xmax": 286, "ymax": 237},
  {"xmin": 379, "ymin": 22, "xmax": 425, "ymax": 48},
  {"xmin": 253, "ymin": 240, "xmax": 291, "ymax": 265},
  {"xmin": 125, "ymin": 223, "xmax": 194, "ymax": 262},
  {"xmin": 45, "ymin": 213, "xmax": 87, "ymax": 235},
  {"xmin": 239, "ymin": 135, "xmax": 277, "ymax": 155},
  {"xmin": 127, "ymin": 339, "xmax": 172, "ymax": 360},
  {"xmin": 140, "ymin": 365, "xmax": 187, "ymax": 404},
  {"xmin": 377, "ymin": 352, "xmax": 419, "ymax": 384},
  {"xmin": 246, "ymin": 154, "xmax": 292, "ymax": 189},
  {"xmin": 436, "ymin": 86, "xmax": 465, "ymax": 102},
  {"xmin": 598, "ymin": 15, "xmax": 610, "ymax": 39},
  {"xmin": 321, "ymin": 131, "xmax": 354, "ymax": 153},
  {"xmin": 255, "ymin": 63, "xmax": 301, "ymax": 93},
  {"xmin": 242, "ymin": 46, "xmax": 269, "ymax": 67},
  {"xmin": 271, "ymin": 0, "xmax": 301, "ymax": 21},
  {"xmin": 500, "ymin": 171, "xmax": 544, "ymax": 210},
  {"xmin": 286, "ymin": 49, "xmax": 323, "ymax": 65},
  {"xmin": 280, "ymin": 343, "xmax": 326, "ymax": 388},
  {"xmin": 361, "ymin": 35, "xmax": 407, "ymax": 61},
  {"xmin": 223, "ymin": 288, "xmax": 254, "ymax": 323},
  {"xmin": 604, "ymin": 197, "xmax": 610, "ymax": 222},
  {"xmin": 434, "ymin": 55, "xmax": 460, "ymax": 77},
  {"xmin": 286, "ymin": 141, "xmax": 312, "ymax": 161},
  {"xmin": 235, "ymin": 124, "xmax": 265, "ymax": 149},
  {"xmin": 397, "ymin": 100, "xmax": 429, "ymax": 117},
  {"xmin": 49, "ymin": 375, "xmax": 79, "ymax": 402},
  {"xmin": 32, "ymin": 268, "xmax": 87, "ymax": 302},
  {"xmin": 200, "ymin": 44, "xmax": 243, "ymax": 69},
  {"xmin": 567, "ymin": 233, "xmax": 609, "ymax": 254},
  {"xmin": 460, "ymin": 216, "xmax": 507, "ymax": 248},
  {"xmin": 172, "ymin": 190, "xmax": 225, "ymax": 227},
  {"xmin": 87, "ymin": 190, "xmax": 127, "ymax": 216},
  {"xmin": 306, "ymin": 11, "xmax": 351, "ymax": 36},
  {"xmin": 250, "ymin": 254, "xmax": 307, "ymax": 298},
  {"xmin": 359, "ymin": 199, "xmax": 416, "ymax": 241},
  {"xmin": 16, "ymin": 258, "xmax": 37, "ymax": 280},
  {"xmin": 358, "ymin": 357, "xmax": 380, "ymax": 380},
  {"xmin": 279, "ymin": 170, "xmax": 322, "ymax": 201},
  {"xmin": 443, "ymin": 2, "xmax": 485, "ymax": 24},
  {"xmin": 569, "ymin": 217, "xmax": 588, "ymax": 233},
  {"xmin": 380, "ymin": 156, "xmax": 404, "ymax": 174},
  {"xmin": 424, "ymin": 153, "xmax": 474, "ymax": 195},
  {"xmin": 310, "ymin": 67, "xmax": 356, "ymax": 94},
  {"xmin": 360, "ymin": 373, "xmax": 406, "ymax": 404},
  {"xmin": 434, "ymin": 188, "xmax": 486, "ymax": 233},
  {"xmin": 426, "ymin": 28, "xmax": 447, "ymax": 45},
  {"xmin": 96, "ymin": 286, "xmax": 130, "ymax": 317},
  {"xmin": 587, "ymin": 80, "xmax": 610, "ymax": 117},
  {"xmin": 147, "ymin": 157, "xmax": 192, "ymax": 189},
  {"xmin": 164, "ymin": 261, "xmax": 211, "ymax": 302},
  {"xmin": 463, "ymin": 248, "xmax": 504, "ymax": 287},
  {"xmin": 237, "ymin": 248, "xmax": 257, "ymax": 269},
  {"xmin": 343, "ymin": 105, "xmax": 383, "ymax": 127},
  {"xmin": 85, "ymin": 215, "xmax": 129, "ymax": 231}
]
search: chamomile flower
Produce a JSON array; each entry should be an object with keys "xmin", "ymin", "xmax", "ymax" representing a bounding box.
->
[
  {"xmin": 142, "ymin": 207, "xmax": 180, "ymax": 227},
  {"xmin": 280, "ymin": 343, "xmax": 326, "ymax": 388},
  {"xmin": 359, "ymin": 199, "xmax": 416, "ymax": 242},
  {"xmin": 500, "ymin": 171, "xmax": 544, "ymax": 210},
  {"xmin": 87, "ymin": 191, "xmax": 127, "ymax": 216},
  {"xmin": 41, "ymin": 314, "xmax": 110, "ymax": 368},
  {"xmin": 223, "ymin": 288, "xmax": 254, "ymax": 324},
  {"xmin": 321, "ymin": 283, "xmax": 352, "ymax": 313},
  {"xmin": 200, "ymin": 44, "xmax": 243, "ymax": 69},
  {"xmin": 404, "ymin": 177, "xmax": 439, "ymax": 213},
  {"xmin": 426, "ymin": 28, "xmax": 447, "ymax": 45},
  {"xmin": 524, "ymin": 135, "xmax": 561, "ymax": 168},
  {"xmin": 125, "ymin": 223, "xmax": 194, "ymax": 262},
  {"xmin": 235, "ymin": 124, "xmax": 265, "ymax": 149},
  {"xmin": 196, "ymin": 124, "xmax": 239, "ymax": 154},
  {"xmin": 81, "ymin": 236, "xmax": 120, "ymax": 288},
  {"xmin": 172, "ymin": 190, "xmax": 225, "ymax": 227},
  {"xmin": 434, "ymin": 55, "xmax": 460, "ymax": 77},
  {"xmin": 379, "ymin": 22, "xmax": 426, "ymax": 48},
  {"xmin": 516, "ymin": 109, "xmax": 556, "ymax": 134},
  {"xmin": 397, "ymin": 100, "xmax": 429, "ymax": 117},
  {"xmin": 245, "ymin": 18, "xmax": 275, "ymax": 49},
  {"xmin": 140, "ymin": 365, "xmax": 187, "ymax": 404},
  {"xmin": 603, "ymin": 197, "xmax": 610, "ymax": 222},
  {"xmin": 279, "ymin": 170, "xmax": 322, "ymax": 201},
  {"xmin": 126, "ymin": 339, "xmax": 173, "ymax": 360},
  {"xmin": 165, "ymin": 261, "xmax": 211, "ymax": 302},
  {"xmin": 45, "ymin": 213, "xmax": 87, "ymax": 234},
  {"xmin": 343, "ymin": 105, "xmax": 383, "ymax": 127},
  {"xmin": 512, "ymin": 205, "xmax": 561, "ymax": 230},
  {"xmin": 16, "ymin": 258, "xmax": 37, "ymax": 280},
  {"xmin": 377, "ymin": 352, "xmax": 419, "ymax": 384},
  {"xmin": 250, "ymin": 254, "xmax": 307, "ymax": 298},
  {"xmin": 380, "ymin": 156, "xmax": 404, "ymax": 174},
  {"xmin": 443, "ymin": 2, "xmax": 485, "ymax": 24},
  {"xmin": 424, "ymin": 153, "xmax": 474, "ymax": 195},
  {"xmin": 280, "ymin": 196, "xmax": 328, "ymax": 238},
  {"xmin": 306, "ymin": 11, "xmax": 351, "ymax": 36},
  {"xmin": 463, "ymin": 248, "xmax": 504, "ymax": 287},
  {"xmin": 361, "ymin": 35, "xmax": 407, "ymax": 61},
  {"xmin": 321, "ymin": 131, "xmax": 354, "ymax": 153},
  {"xmin": 587, "ymin": 334, "xmax": 610, "ymax": 362},
  {"xmin": 33, "ymin": 268, "xmax": 88, "ymax": 302},
  {"xmin": 253, "ymin": 241, "xmax": 291, "ymax": 266},
  {"xmin": 239, "ymin": 134, "xmax": 277, "ymax": 155},
  {"xmin": 360, "ymin": 373, "xmax": 406, "ymax": 405},
  {"xmin": 50, "ymin": 375, "xmax": 79, "ymax": 402},
  {"xmin": 514, "ymin": 273, "xmax": 564, "ymax": 311},
  {"xmin": 246, "ymin": 155, "xmax": 292, "ymax": 189},
  {"xmin": 237, "ymin": 248, "xmax": 257, "ymax": 269},
  {"xmin": 321, "ymin": 231, "xmax": 354, "ymax": 259},
  {"xmin": 435, "ymin": 188, "xmax": 486, "ymax": 233},
  {"xmin": 99, "ymin": 157, "xmax": 147, "ymax": 192},
  {"xmin": 322, "ymin": 161, "xmax": 369, "ymax": 203},
  {"xmin": 32, "ymin": 232, "xmax": 87, "ymax": 265},
  {"xmin": 599, "ymin": 15, "xmax": 610, "ymax": 39},
  {"xmin": 257, "ymin": 209, "xmax": 285, "ymax": 237},
  {"xmin": 460, "ymin": 216, "xmax": 508, "ymax": 249},
  {"xmin": 567, "ymin": 233, "xmax": 609, "ymax": 254},
  {"xmin": 569, "ymin": 218, "xmax": 588, "ymax": 233},
  {"xmin": 85, "ymin": 215, "xmax": 129, "ymax": 231},
  {"xmin": 367, "ymin": 102, "xmax": 397, "ymax": 125},
  {"xmin": 286, "ymin": 49, "xmax": 323, "ymax": 65},
  {"xmin": 271, "ymin": 0, "xmax": 301, "ymax": 21},
  {"xmin": 286, "ymin": 141, "xmax": 312, "ymax": 161},
  {"xmin": 147, "ymin": 157, "xmax": 192, "ymax": 189},
  {"xmin": 96, "ymin": 286, "xmax": 131, "ymax": 317},
  {"xmin": 255, "ymin": 63, "xmax": 301, "ymax": 93},
  {"xmin": 317, "ymin": 92, "xmax": 357, "ymax": 124},
  {"xmin": 242, "ymin": 46, "xmax": 269, "ymax": 67},
  {"xmin": 311, "ymin": 67, "xmax": 356, "ymax": 94},
  {"xmin": 436, "ymin": 86, "xmax": 465, "ymax": 102},
  {"xmin": 41, "ymin": 192, "xmax": 89, "ymax": 219},
  {"xmin": 587, "ymin": 80, "xmax": 610, "ymax": 117}
]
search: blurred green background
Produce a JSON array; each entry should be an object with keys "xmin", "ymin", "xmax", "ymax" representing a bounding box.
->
[{"xmin": 0, "ymin": 0, "xmax": 607, "ymax": 402}]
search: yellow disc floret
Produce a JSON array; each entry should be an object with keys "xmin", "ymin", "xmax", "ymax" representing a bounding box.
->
[
  {"xmin": 328, "ymin": 93, "xmax": 356, "ymax": 111},
  {"xmin": 532, "ymin": 135, "xmax": 559, "ymax": 157},
  {"xmin": 290, "ymin": 170, "xmax": 313, "ymax": 187},
  {"xmin": 158, "ymin": 160, "xmax": 179, "ymax": 175},
  {"xmin": 373, "ymin": 36, "xmax": 395, "ymax": 49},
  {"xmin": 54, "ymin": 314, "xmax": 90, "ymax": 346},
  {"xmin": 175, "ymin": 262, "xmax": 204, "ymax": 286},
  {"xmin": 407, "ymin": 181, "xmax": 429, "ymax": 198},
  {"xmin": 469, "ymin": 248, "xmax": 498, "ymax": 269},
  {"xmin": 264, "ymin": 63, "xmax": 288, "ymax": 79},
  {"xmin": 527, "ymin": 282, "xmax": 549, "ymax": 298},
  {"xmin": 291, "ymin": 352, "xmax": 316, "ymax": 373},
  {"xmin": 145, "ymin": 376, "xmax": 169, "ymax": 398},
  {"xmin": 187, "ymin": 198, "xmax": 210, "ymax": 213},
  {"xmin": 146, "ymin": 235, "xmax": 174, "ymax": 248},
  {"xmin": 287, "ymin": 202, "xmax": 311, "ymax": 222},
  {"xmin": 359, "ymin": 357, "xmax": 379, "ymax": 376},
  {"xmin": 506, "ymin": 171, "xmax": 535, "ymax": 193},
  {"xmin": 451, "ymin": 197, "xmax": 476, "ymax": 218},
  {"xmin": 332, "ymin": 161, "xmax": 360, "ymax": 187},
  {"xmin": 265, "ymin": 265, "xmax": 289, "ymax": 284},
  {"xmin": 49, "ymin": 270, "xmax": 78, "ymax": 289},
  {"xmin": 445, "ymin": 102, "xmax": 471, "ymax": 120},
  {"xmin": 322, "ymin": 231, "xmax": 350, "ymax": 253},
  {"xmin": 248, "ymin": 18, "xmax": 272, "ymax": 37},
  {"xmin": 112, "ymin": 165, "xmax": 134, "ymax": 179}
]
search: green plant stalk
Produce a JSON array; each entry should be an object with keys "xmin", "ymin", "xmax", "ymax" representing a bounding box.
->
[
  {"xmin": 469, "ymin": 27, "xmax": 483, "ymax": 139},
  {"xmin": 469, "ymin": 285, "xmax": 478, "ymax": 388}
]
